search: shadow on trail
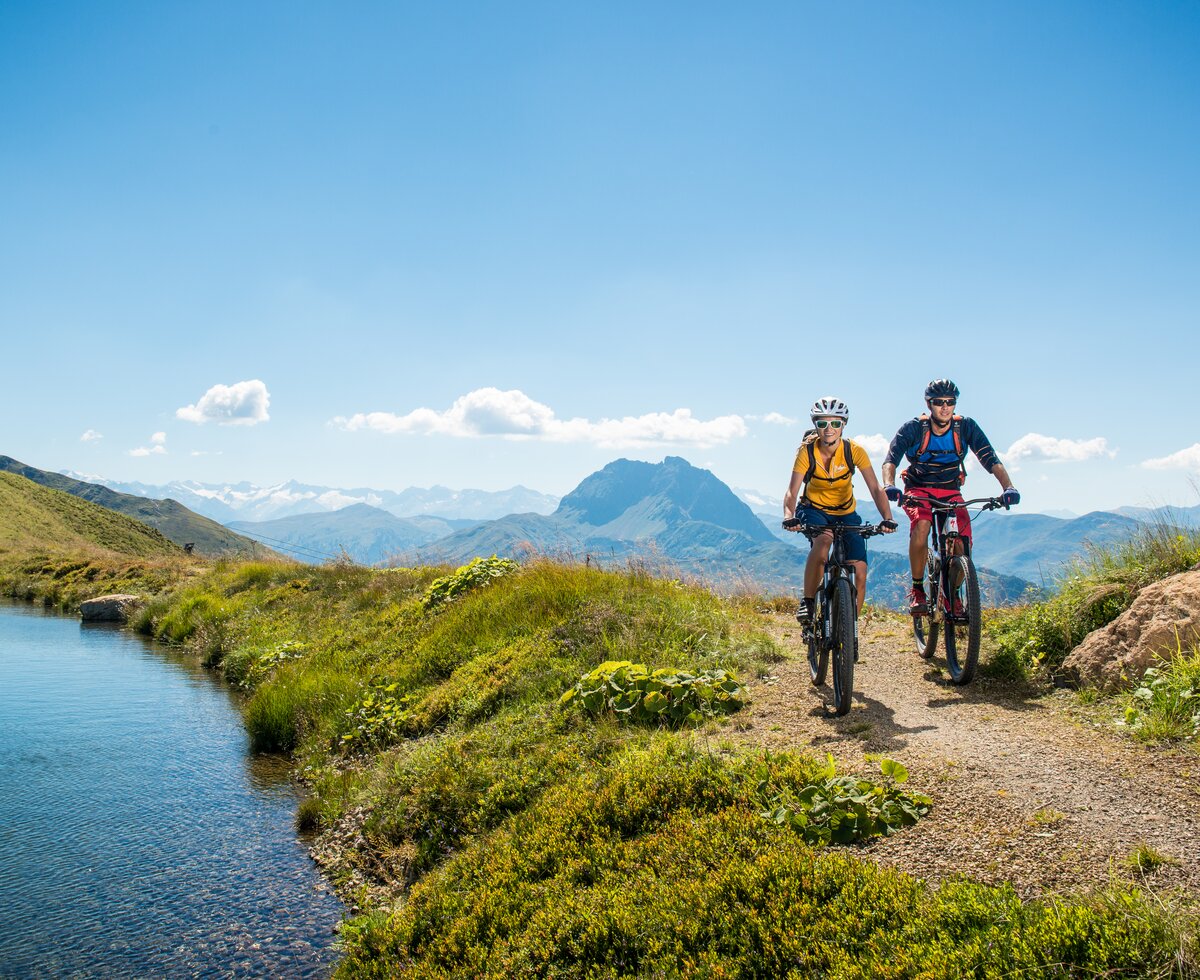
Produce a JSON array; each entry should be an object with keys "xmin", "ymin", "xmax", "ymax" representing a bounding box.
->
[
  {"xmin": 804, "ymin": 693, "xmax": 938, "ymax": 755},
  {"xmin": 918, "ymin": 668, "xmax": 1048, "ymax": 714}
]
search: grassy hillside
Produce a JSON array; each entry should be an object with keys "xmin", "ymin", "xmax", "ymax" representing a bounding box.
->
[
  {"xmin": 0, "ymin": 471, "xmax": 181, "ymax": 558},
  {"xmin": 4, "ymin": 548, "xmax": 1191, "ymax": 977},
  {"xmin": 0, "ymin": 455, "xmax": 268, "ymax": 558}
]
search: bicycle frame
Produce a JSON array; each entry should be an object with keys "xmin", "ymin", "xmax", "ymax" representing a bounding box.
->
[
  {"xmin": 783, "ymin": 518, "xmax": 884, "ymax": 714},
  {"xmin": 901, "ymin": 494, "xmax": 1007, "ymax": 684}
]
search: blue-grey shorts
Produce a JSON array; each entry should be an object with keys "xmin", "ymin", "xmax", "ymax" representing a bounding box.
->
[{"xmin": 793, "ymin": 506, "xmax": 868, "ymax": 564}]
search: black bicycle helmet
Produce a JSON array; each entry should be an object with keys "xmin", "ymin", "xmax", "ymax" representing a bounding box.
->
[{"xmin": 924, "ymin": 378, "xmax": 960, "ymax": 400}]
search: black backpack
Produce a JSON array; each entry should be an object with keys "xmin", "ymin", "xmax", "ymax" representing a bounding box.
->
[{"xmin": 800, "ymin": 431, "xmax": 856, "ymax": 492}]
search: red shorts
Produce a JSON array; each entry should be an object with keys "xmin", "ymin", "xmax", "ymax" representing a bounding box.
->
[{"xmin": 902, "ymin": 487, "xmax": 972, "ymax": 542}]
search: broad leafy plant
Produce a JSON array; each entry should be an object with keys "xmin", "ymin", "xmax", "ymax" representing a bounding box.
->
[
  {"xmin": 760, "ymin": 757, "xmax": 932, "ymax": 845},
  {"xmin": 559, "ymin": 659, "xmax": 747, "ymax": 726}
]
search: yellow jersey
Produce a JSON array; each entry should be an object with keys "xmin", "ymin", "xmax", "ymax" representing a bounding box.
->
[{"xmin": 792, "ymin": 438, "xmax": 872, "ymax": 515}]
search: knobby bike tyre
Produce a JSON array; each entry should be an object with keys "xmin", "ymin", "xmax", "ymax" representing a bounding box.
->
[
  {"xmin": 808, "ymin": 592, "xmax": 829, "ymax": 686},
  {"xmin": 913, "ymin": 555, "xmax": 939, "ymax": 659},
  {"xmin": 943, "ymin": 555, "xmax": 981, "ymax": 685},
  {"xmin": 830, "ymin": 578, "xmax": 856, "ymax": 716}
]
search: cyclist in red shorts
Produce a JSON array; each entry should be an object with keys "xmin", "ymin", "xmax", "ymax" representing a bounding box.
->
[{"xmin": 880, "ymin": 379, "xmax": 1020, "ymax": 615}]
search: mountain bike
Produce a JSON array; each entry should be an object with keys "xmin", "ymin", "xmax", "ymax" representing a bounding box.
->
[
  {"xmin": 782, "ymin": 518, "xmax": 890, "ymax": 716},
  {"xmin": 901, "ymin": 494, "xmax": 1009, "ymax": 685}
]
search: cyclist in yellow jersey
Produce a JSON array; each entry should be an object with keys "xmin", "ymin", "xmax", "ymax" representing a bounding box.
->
[{"xmin": 783, "ymin": 396, "xmax": 897, "ymax": 623}]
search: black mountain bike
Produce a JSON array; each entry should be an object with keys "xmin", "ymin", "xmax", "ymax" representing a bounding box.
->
[
  {"xmin": 783, "ymin": 518, "xmax": 889, "ymax": 716},
  {"xmin": 902, "ymin": 494, "xmax": 1009, "ymax": 685}
]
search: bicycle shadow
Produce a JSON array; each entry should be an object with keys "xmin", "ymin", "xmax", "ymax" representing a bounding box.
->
[
  {"xmin": 915, "ymin": 664, "xmax": 1048, "ymax": 714},
  {"xmin": 802, "ymin": 693, "xmax": 938, "ymax": 755}
]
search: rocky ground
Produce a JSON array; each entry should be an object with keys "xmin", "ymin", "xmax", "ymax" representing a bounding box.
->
[{"xmin": 727, "ymin": 609, "xmax": 1200, "ymax": 900}]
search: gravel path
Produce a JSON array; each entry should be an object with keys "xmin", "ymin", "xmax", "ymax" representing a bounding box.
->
[{"xmin": 728, "ymin": 611, "xmax": 1200, "ymax": 899}]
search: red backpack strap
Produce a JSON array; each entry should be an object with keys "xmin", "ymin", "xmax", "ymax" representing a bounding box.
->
[{"xmin": 916, "ymin": 415, "xmax": 932, "ymax": 455}]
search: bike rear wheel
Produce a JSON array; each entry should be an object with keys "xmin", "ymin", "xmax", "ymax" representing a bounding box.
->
[
  {"xmin": 913, "ymin": 555, "xmax": 939, "ymax": 659},
  {"xmin": 808, "ymin": 592, "xmax": 829, "ymax": 686},
  {"xmin": 830, "ymin": 578, "xmax": 856, "ymax": 716},
  {"xmin": 943, "ymin": 555, "xmax": 981, "ymax": 685}
]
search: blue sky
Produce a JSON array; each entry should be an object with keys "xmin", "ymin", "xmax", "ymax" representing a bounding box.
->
[{"xmin": 2, "ymin": 2, "xmax": 1198, "ymax": 515}]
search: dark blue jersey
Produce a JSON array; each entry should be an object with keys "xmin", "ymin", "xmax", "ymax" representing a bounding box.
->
[{"xmin": 885, "ymin": 416, "xmax": 1001, "ymax": 489}]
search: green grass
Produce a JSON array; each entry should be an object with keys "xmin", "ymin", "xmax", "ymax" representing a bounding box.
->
[
  {"xmin": 1121, "ymin": 645, "xmax": 1200, "ymax": 743},
  {"xmin": 0, "ymin": 471, "xmax": 180, "ymax": 559},
  {"xmin": 989, "ymin": 520, "xmax": 1200, "ymax": 680},
  {"xmin": 5, "ymin": 548, "xmax": 1199, "ymax": 978}
]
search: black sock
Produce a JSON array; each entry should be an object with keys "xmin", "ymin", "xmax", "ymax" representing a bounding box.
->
[{"xmin": 912, "ymin": 579, "xmax": 923, "ymax": 590}]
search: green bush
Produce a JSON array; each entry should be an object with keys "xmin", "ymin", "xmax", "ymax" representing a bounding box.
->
[
  {"xmin": 421, "ymin": 555, "xmax": 518, "ymax": 610},
  {"xmin": 559, "ymin": 659, "xmax": 747, "ymax": 726}
]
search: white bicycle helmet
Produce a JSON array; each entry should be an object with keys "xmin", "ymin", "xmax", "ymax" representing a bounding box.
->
[{"xmin": 810, "ymin": 396, "xmax": 849, "ymax": 423}]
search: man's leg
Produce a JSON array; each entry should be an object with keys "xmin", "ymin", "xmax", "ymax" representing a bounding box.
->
[{"xmin": 908, "ymin": 519, "xmax": 932, "ymax": 579}]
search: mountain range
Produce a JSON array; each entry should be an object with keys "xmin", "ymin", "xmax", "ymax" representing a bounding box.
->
[
  {"xmin": 227, "ymin": 505, "xmax": 477, "ymax": 565},
  {"xmin": 69, "ymin": 474, "xmax": 560, "ymax": 524},
  {"xmin": 38, "ymin": 453, "xmax": 1189, "ymax": 609}
]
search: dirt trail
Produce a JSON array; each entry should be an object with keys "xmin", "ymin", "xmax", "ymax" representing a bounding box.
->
[{"xmin": 728, "ymin": 612, "xmax": 1200, "ymax": 899}]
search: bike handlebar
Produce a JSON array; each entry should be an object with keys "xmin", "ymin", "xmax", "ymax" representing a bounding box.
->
[
  {"xmin": 782, "ymin": 518, "xmax": 895, "ymax": 539},
  {"xmin": 897, "ymin": 494, "xmax": 1009, "ymax": 512}
]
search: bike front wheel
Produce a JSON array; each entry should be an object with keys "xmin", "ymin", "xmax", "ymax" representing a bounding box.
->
[
  {"xmin": 943, "ymin": 555, "xmax": 981, "ymax": 684},
  {"xmin": 830, "ymin": 578, "xmax": 856, "ymax": 716},
  {"xmin": 808, "ymin": 592, "xmax": 829, "ymax": 686},
  {"xmin": 913, "ymin": 556, "xmax": 939, "ymax": 659}
]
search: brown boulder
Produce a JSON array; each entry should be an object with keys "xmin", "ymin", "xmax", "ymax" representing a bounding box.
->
[
  {"xmin": 1062, "ymin": 569, "xmax": 1200, "ymax": 690},
  {"xmin": 80, "ymin": 593, "xmax": 141, "ymax": 623}
]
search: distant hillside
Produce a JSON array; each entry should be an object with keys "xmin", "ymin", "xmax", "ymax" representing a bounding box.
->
[
  {"xmin": 0, "ymin": 471, "xmax": 180, "ymax": 557},
  {"xmin": 229, "ymin": 504, "xmax": 477, "ymax": 565},
  {"xmin": 73, "ymin": 474, "xmax": 561, "ymax": 523},
  {"xmin": 0, "ymin": 456, "xmax": 267, "ymax": 558},
  {"xmin": 754, "ymin": 498, "xmax": 1148, "ymax": 586},
  {"xmin": 425, "ymin": 457, "xmax": 1031, "ymax": 608}
]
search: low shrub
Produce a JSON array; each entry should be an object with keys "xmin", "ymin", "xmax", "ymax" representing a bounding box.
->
[{"xmin": 334, "ymin": 742, "xmax": 1188, "ymax": 980}]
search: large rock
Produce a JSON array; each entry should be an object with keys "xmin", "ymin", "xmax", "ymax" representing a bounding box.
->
[
  {"xmin": 1062, "ymin": 570, "xmax": 1200, "ymax": 690},
  {"xmin": 80, "ymin": 593, "xmax": 141, "ymax": 623}
]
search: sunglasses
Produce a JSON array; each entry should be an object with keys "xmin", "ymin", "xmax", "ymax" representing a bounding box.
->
[
  {"xmin": 929, "ymin": 398, "xmax": 957, "ymax": 407},
  {"xmin": 814, "ymin": 419, "xmax": 844, "ymax": 429}
]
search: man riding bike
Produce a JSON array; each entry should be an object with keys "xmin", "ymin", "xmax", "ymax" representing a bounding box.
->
[
  {"xmin": 783, "ymin": 396, "xmax": 898, "ymax": 625},
  {"xmin": 880, "ymin": 379, "xmax": 1020, "ymax": 615}
]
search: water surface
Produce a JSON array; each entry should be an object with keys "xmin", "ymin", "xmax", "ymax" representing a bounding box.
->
[{"xmin": 0, "ymin": 599, "xmax": 343, "ymax": 978}]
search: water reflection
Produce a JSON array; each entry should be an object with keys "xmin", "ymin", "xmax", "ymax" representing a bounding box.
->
[{"xmin": 0, "ymin": 599, "xmax": 343, "ymax": 978}]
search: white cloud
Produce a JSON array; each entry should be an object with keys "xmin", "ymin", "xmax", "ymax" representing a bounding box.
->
[
  {"xmin": 1141, "ymin": 443, "xmax": 1200, "ymax": 471},
  {"xmin": 762, "ymin": 412, "xmax": 797, "ymax": 426},
  {"xmin": 331, "ymin": 387, "xmax": 748, "ymax": 449},
  {"xmin": 177, "ymin": 379, "xmax": 270, "ymax": 426},
  {"xmin": 80, "ymin": 429, "xmax": 103, "ymax": 442},
  {"xmin": 853, "ymin": 433, "xmax": 890, "ymax": 458},
  {"xmin": 129, "ymin": 432, "xmax": 168, "ymax": 457},
  {"xmin": 1005, "ymin": 433, "xmax": 1115, "ymax": 463}
]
